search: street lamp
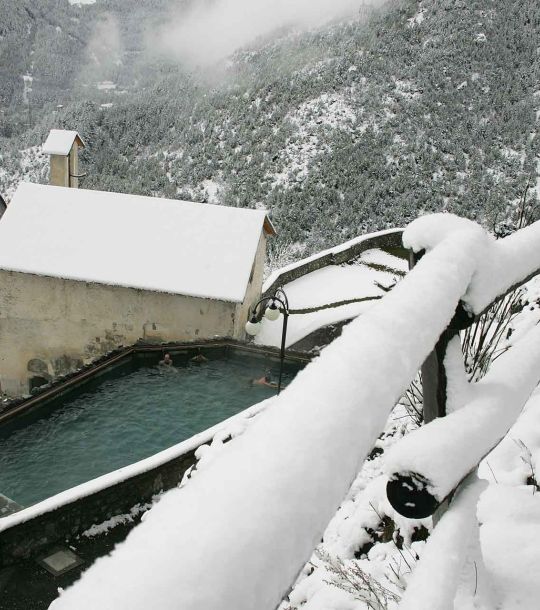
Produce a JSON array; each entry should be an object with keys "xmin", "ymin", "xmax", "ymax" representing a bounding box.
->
[{"xmin": 245, "ymin": 287, "xmax": 290, "ymax": 394}]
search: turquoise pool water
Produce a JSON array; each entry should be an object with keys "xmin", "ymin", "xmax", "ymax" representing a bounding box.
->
[{"xmin": 0, "ymin": 352, "xmax": 301, "ymax": 508}]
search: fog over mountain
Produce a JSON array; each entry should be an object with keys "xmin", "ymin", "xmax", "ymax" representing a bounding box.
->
[{"xmin": 158, "ymin": 0, "xmax": 381, "ymax": 67}]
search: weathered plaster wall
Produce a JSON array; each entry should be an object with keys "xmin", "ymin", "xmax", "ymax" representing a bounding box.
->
[
  {"xmin": 69, "ymin": 145, "xmax": 80, "ymax": 188},
  {"xmin": 49, "ymin": 154, "xmax": 69, "ymax": 187},
  {"xmin": 233, "ymin": 231, "xmax": 267, "ymax": 338},
  {"xmin": 0, "ymin": 269, "xmax": 245, "ymax": 396}
]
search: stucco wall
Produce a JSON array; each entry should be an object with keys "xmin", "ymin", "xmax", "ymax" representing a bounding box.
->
[
  {"xmin": 49, "ymin": 154, "xmax": 69, "ymax": 187},
  {"xmin": 0, "ymin": 269, "xmax": 251, "ymax": 397},
  {"xmin": 233, "ymin": 230, "xmax": 267, "ymax": 337},
  {"xmin": 69, "ymin": 145, "xmax": 81, "ymax": 188}
]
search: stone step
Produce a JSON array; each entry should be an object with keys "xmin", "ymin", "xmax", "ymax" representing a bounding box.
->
[{"xmin": 0, "ymin": 494, "xmax": 23, "ymax": 517}]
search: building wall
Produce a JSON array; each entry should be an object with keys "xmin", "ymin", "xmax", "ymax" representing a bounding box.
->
[
  {"xmin": 69, "ymin": 145, "xmax": 79, "ymax": 188},
  {"xmin": 0, "ymin": 270, "xmax": 242, "ymax": 397},
  {"xmin": 233, "ymin": 230, "xmax": 267, "ymax": 338},
  {"xmin": 49, "ymin": 155, "xmax": 69, "ymax": 187}
]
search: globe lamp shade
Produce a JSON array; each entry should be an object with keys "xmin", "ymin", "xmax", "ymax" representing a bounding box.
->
[
  {"xmin": 245, "ymin": 317, "xmax": 262, "ymax": 336},
  {"xmin": 264, "ymin": 302, "xmax": 281, "ymax": 321}
]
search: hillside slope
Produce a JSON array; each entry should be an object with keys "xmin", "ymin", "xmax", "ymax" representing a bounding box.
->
[{"xmin": 0, "ymin": 0, "xmax": 538, "ymax": 256}]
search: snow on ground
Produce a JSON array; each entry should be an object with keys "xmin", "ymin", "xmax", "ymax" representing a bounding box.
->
[
  {"xmin": 257, "ymin": 298, "xmax": 374, "ymax": 349},
  {"xmin": 476, "ymin": 387, "xmax": 540, "ymax": 609},
  {"xmin": 269, "ymin": 91, "xmax": 356, "ymax": 190},
  {"xmin": 21, "ymin": 74, "xmax": 33, "ymax": 104},
  {"xmin": 478, "ymin": 485, "xmax": 540, "ymax": 610},
  {"xmin": 270, "ymin": 133, "xmax": 329, "ymax": 189},
  {"xmin": 81, "ymin": 502, "xmax": 152, "ymax": 538},
  {"xmin": 288, "ymin": 93, "xmax": 357, "ymax": 131},
  {"xmin": 358, "ymin": 248, "xmax": 407, "ymax": 272},
  {"xmin": 398, "ymin": 475, "xmax": 491, "ymax": 610},
  {"xmin": 256, "ymin": 256, "xmax": 403, "ymax": 348},
  {"xmin": 258, "ymin": 244, "xmax": 406, "ymax": 348},
  {"xmin": 96, "ymin": 81, "xmax": 116, "ymax": 91},
  {"xmin": 393, "ymin": 78, "xmax": 422, "ymax": 101},
  {"xmin": 200, "ymin": 178, "xmax": 222, "ymax": 203},
  {"xmin": 407, "ymin": 3, "xmax": 426, "ymax": 27}
]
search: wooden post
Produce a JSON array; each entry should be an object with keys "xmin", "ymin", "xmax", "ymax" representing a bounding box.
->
[{"xmin": 409, "ymin": 250, "xmax": 474, "ymax": 424}]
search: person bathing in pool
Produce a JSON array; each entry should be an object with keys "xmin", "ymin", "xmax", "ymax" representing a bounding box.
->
[
  {"xmin": 190, "ymin": 349, "xmax": 208, "ymax": 364},
  {"xmin": 253, "ymin": 371, "xmax": 279, "ymax": 389},
  {"xmin": 159, "ymin": 353, "xmax": 173, "ymax": 367}
]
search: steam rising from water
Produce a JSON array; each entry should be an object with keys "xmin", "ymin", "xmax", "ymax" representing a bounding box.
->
[{"xmin": 158, "ymin": 0, "xmax": 377, "ymax": 67}]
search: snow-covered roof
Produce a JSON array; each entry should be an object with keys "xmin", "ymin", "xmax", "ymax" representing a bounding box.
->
[
  {"xmin": 42, "ymin": 129, "xmax": 85, "ymax": 156},
  {"xmin": 0, "ymin": 183, "xmax": 272, "ymax": 302}
]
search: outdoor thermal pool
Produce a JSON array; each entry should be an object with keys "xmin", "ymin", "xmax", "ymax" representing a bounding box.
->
[{"xmin": 0, "ymin": 350, "xmax": 302, "ymax": 509}]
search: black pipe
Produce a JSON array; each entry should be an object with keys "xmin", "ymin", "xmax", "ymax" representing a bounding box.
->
[
  {"xmin": 277, "ymin": 311, "xmax": 289, "ymax": 394},
  {"xmin": 386, "ymin": 473, "xmax": 440, "ymax": 519}
]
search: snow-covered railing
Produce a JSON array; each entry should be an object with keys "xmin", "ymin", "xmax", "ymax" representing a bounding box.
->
[
  {"xmin": 386, "ymin": 323, "xmax": 540, "ymax": 519},
  {"xmin": 386, "ymin": 216, "xmax": 540, "ymax": 519},
  {"xmin": 384, "ymin": 216, "xmax": 540, "ymax": 608},
  {"xmin": 49, "ymin": 215, "xmax": 540, "ymax": 610}
]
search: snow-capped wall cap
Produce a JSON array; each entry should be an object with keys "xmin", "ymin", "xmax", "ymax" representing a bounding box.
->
[
  {"xmin": 42, "ymin": 129, "xmax": 85, "ymax": 156},
  {"xmin": 0, "ymin": 182, "xmax": 271, "ymax": 302},
  {"xmin": 402, "ymin": 213, "xmax": 488, "ymax": 253}
]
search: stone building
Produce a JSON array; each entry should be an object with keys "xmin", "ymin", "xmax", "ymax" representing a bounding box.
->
[{"xmin": 0, "ymin": 132, "xmax": 275, "ymax": 396}]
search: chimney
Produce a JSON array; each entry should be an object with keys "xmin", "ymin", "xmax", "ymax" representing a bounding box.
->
[{"xmin": 42, "ymin": 129, "xmax": 85, "ymax": 188}]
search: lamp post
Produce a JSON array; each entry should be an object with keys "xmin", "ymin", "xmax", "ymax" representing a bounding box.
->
[{"xmin": 244, "ymin": 287, "xmax": 290, "ymax": 394}]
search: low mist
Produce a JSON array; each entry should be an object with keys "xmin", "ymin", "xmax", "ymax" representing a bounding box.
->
[{"xmin": 158, "ymin": 0, "xmax": 381, "ymax": 68}]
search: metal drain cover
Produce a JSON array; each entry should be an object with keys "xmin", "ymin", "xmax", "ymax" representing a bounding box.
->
[{"xmin": 37, "ymin": 547, "xmax": 84, "ymax": 576}]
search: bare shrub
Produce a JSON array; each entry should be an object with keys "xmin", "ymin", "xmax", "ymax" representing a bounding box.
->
[
  {"xmin": 462, "ymin": 288, "xmax": 524, "ymax": 382},
  {"xmin": 316, "ymin": 549, "xmax": 401, "ymax": 610}
]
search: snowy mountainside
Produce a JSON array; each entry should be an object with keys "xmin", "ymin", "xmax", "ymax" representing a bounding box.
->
[{"xmin": 0, "ymin": 0, "xmax": 539, "ymax": 257}]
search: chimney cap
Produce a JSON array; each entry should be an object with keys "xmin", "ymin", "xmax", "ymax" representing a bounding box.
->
[{"xmin": 42, "ymin": 129, "xmax": 85, "ymax": 156}]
